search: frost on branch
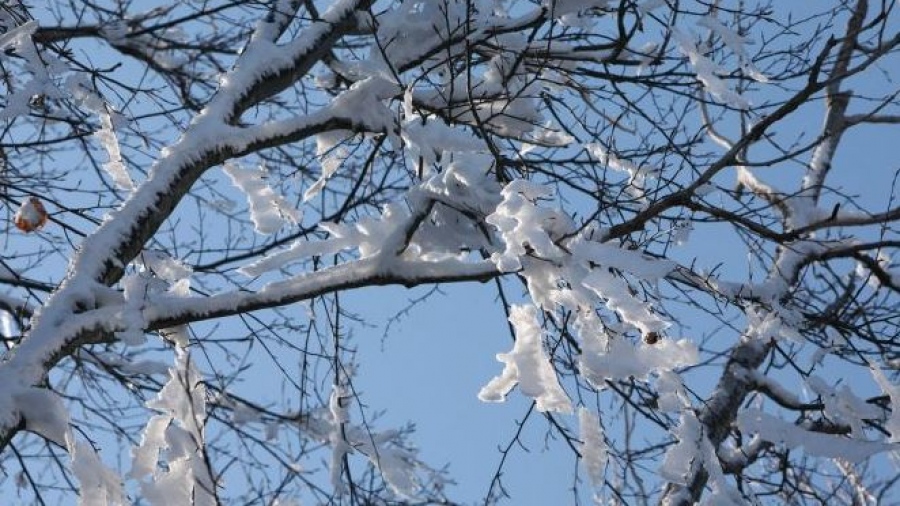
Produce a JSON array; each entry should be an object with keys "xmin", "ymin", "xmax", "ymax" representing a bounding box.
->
[
  {"xmin": 223, "ymin": 162, "xmax": 301, "ymax": 235},
  {"xmin": 130, "ymin": 351, "xmax": 215, "ymax": 506},
  {"xmin": 479, "ymin": 304, "xmax": 573, "ymax": 414}
]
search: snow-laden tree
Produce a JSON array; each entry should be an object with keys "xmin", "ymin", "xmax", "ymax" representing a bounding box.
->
[{"xmin": 1, "ymin": 0, "xmax": 899, "ymax": 504}]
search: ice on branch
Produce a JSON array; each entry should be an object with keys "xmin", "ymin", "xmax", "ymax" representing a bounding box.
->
[
  {"xmin": 130, "ymin": 352, "xmax": 215, "ymax": 506},
  {"xmin": 224, "ymin": 162, "xmax": 301, "ymax": 235},
  {"xmin": 479, "ymin": 304, "xmax": 573, "ymax": 413},
  {"xmin": 672, "ymin": 29, "xmax": 750, "ymax": 109},
  {"xmin": 737, "ymin": 409, "xmax": 893, "ymax": 462},
  {"xmin": 578, "ymin": 407, "xmax": 608, "ymax": 490}
]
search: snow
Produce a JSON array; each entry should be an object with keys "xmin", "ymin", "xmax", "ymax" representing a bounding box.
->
[
  {"xmin": 659, "ymin": 411, "xmax": 702, "ymax": 485},
  {"xmin": 223, "ymin": 163, "xmax": 301, "ymax": 235},
  {"xmin": 67, "ymin": 75, "xmax": 134, "ymax": 191},
  {"xmin": 870, "ymin": 366, "xmax": 900, "ymax": 444},
  {"xmin": 544, "ymin": 0, "xmax": 609, "ymax": 17},
  {"xmin": 131, "ymin": 351, "xmax": 215, "ymax": 506},
  {"xmin": 660, "ymin": 411, "xmax": 745, "ymax": 505},
  {"xmin": 70, "ymin": 440, "xmax": 128, "ymax": 506},
  {"xmin": 486, "ymin": 179, "xmax": 574, "ymax": 272},
  {"xmin": 585, "ymin": 143, "xmax": 660, "ymax": 199},
  {"xmin": 572, "ymin": 240, "xmax": 675, "ymax": 280},
  {"xmin": 305, "ymin": 130, "xmax": 351, "ymax": 201},
  {"xmin": 15, "ymin": 388, "xmax": 70, "ymax": 446},
  {"xmin": 578, "ymin": 407, "xmax": 608, "ymax": 490},
  {"xmin": 479, "ymin": 304, "xmax": 573, "ymax": 413},
  {"xmin": 744, "ymin": 303, "xmax": 803, "ymax": 343},
  {"xmin": 737, "ymin": 408, "xmax": 893, "ymax": 462},
  {"xmin": 0, "ymin": 20, "xmax": 62, "ymax": 120},
  {"xmin": 0, "ymin": 311, "xmax": 13, "ymax": 339},
  {"xmin": 580, "ymin": 334, "xmax": 698, "ymax": 386},
  {"xmin": 328, "ymin": 384, "xmax": 351, "ymax": 496},
  {"xmin": 656, "ymin": 370, "xmax": 690, "ymax": 412},
  {"xmin": 672, "ymin": 29, "xmax": 751, "ymax": 109},
  {"xmin": 321, "ymin": 383, "xmax": 427, "ymax": 499},
  {"xmin": 401, "ymin": 88, "xmax": 487, "ymax": 166},
  {"xmin": 582, "ymin": 269, "xmax": 670, "ymax": 335},
  {"xmin": 807, "ymin": 375, "xmax": 881, "ymax": 437},
  {"xmin": 697, "ymin": 16, "xmax": 768, "ymax": 83},
  {"xmin": 138, "ymin": 251, "xmax": 192, "ymax": 284}
]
